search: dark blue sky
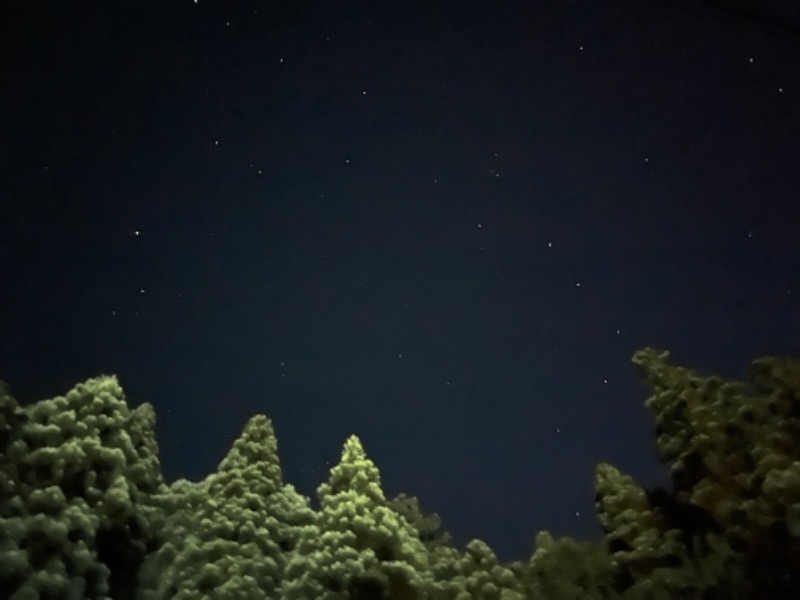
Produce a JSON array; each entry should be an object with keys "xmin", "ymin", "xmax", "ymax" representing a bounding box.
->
[{"xmin": 2, "ymin": 1, "xmax": 799, "ymax": 561}]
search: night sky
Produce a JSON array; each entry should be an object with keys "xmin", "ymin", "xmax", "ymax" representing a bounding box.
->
[{"xmin": 3, "ymin": 1, "xmax": 799, "ymax": 562}]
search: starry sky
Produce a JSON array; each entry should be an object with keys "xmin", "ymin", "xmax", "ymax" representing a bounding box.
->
[{"xmin": 2, "ymin": 1, "xmax": 799, "ymax": 562}]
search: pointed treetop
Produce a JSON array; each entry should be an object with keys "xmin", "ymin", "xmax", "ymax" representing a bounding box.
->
[
  {"xmin": 318, "ymin": 434, "xmax": 385, "ymax": 504},
  {"xmin": 216, "ymin": 414, "xmax": 282, "ymax": 482}
]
